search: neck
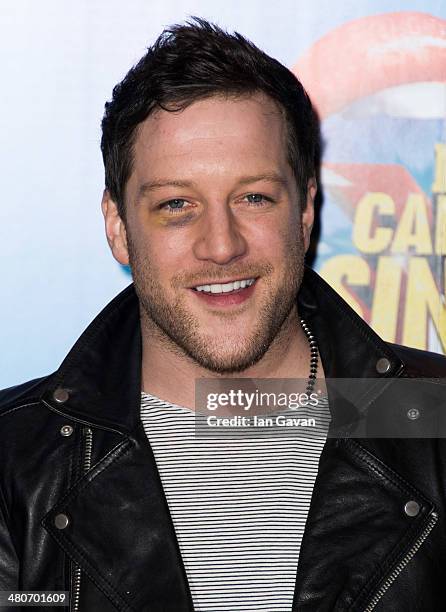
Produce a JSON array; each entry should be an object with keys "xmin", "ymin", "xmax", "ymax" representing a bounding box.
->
[{"xmin": 140, "ymin": 306, "xmax": 324, "ymax": 410}]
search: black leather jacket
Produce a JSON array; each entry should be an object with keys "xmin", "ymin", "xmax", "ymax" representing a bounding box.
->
[{"xmin": 1, "ymin": 268, "xmax": 446, "ymax": 611}]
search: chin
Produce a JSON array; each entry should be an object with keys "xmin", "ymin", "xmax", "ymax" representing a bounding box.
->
[
  {"xmin": 194, "ymin": 357, "xmax": 260, "ymax": 375},
  {"xmin": 185, "ymin": 340, "xmax": 267, "ymax": 374}
]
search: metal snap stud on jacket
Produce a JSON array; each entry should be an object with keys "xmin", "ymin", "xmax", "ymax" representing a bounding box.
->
[
  {"xmin": 60, "ymin": 424, "xmax": 74, "ymax": 437},
  {"xmin": 376, "ymin": 357, "xmax": 391, "ymax": 374},
  {"xmin": 407, "ymin": 408, "xmax": 420, "ymax": 421},
  {"xmin": 54, "ymin": 513, "xmax": 70, "ymax": 529},
  {"xmin": 53, "ymin": 388, "xmax": 70, "ymax": 404},
  {"xmin": 404, "ymin": 501, "xmax": 421, "ymax": 517}
]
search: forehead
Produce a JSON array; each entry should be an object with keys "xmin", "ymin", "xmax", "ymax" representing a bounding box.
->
[{"xmin": 130, "ymin": 93, "xmax": 289, "ymax": 179}]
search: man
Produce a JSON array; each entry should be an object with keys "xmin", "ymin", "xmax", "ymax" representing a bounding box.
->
[{"xmin": 1, "ymin": 18, "xmax": 445, "ymax": 612}]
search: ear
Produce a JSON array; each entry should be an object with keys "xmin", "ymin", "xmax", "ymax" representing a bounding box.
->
[
  {"xmin": 101, "ymin": 190, "xmax": 129, "ymax": 266},
  {"xmin": 302, "ymin": 178, "xmax": 317, "ymax": 252}
]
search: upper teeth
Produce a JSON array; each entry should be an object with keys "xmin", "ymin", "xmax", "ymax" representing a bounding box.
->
[{"xmin": 194, "ymin": 278, "xmax": 256, "ymax": 293}]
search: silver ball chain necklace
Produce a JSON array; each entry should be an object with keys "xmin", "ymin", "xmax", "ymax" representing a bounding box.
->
[{"xmin": 300, "ymin": 318, "xmax": 319, "ymax": 395}]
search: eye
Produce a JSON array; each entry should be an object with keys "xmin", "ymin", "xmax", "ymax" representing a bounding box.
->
[
  {"xmin": 245, "ymin": 193, "xmax": 272, "ymax": 206},
  {"xmin": 160, "ymin": 199, "xmax": 189, "ymax": 214}
]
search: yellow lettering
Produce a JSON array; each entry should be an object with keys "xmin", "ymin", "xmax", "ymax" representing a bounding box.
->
[
  {"xmin": 370, "ymin": 257, "xmax": 402, "ymax": 342},
  {"xmin": 319, "ymin": 255, "xmax": 370, "ymax": 317},
  {"xmin": 403, "ymin": 258, "xmax": 446, "ymax": 351},
  {"xmin": 353, "ymin": 192, "xmax": 394, "ymax": 254},
  {"xmin": 435, "ymin": 194, "xmax": 446, "ymax": 255},
  {"xmin": 432, "ymin": 143, "xmax": 446, "ymax": 194},
  {"xmin": 391, "ymin": 193, "xmax": 432, "ymax": 255}
]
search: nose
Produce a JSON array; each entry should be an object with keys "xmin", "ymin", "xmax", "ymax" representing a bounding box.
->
[{"xmin": 192, "ymin": 202, "xmax": 247, "ymax": 265}]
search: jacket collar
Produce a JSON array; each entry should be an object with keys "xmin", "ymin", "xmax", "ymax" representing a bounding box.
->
[{"xmin": 40, "ymin": 266, "xmax": 405, "ymax": 433}]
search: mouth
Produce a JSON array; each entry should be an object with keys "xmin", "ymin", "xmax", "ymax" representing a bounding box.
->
[
  {"xmin": 189, "ymin": 277, "xmax": 258, "ymax": 307},
  {"xmin": 191, "ymin": 277, "xmax": 257, "ymax": 294}
]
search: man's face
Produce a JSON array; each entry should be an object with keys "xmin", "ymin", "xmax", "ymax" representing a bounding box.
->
[{"xmin": 103, "ymin": 93, "xmax": 315, "ymax": 373}]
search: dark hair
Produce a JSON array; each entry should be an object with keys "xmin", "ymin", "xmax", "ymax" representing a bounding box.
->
[{"xmin": 101, "ymin": 17, "xmax": 320, "ymax": 218}]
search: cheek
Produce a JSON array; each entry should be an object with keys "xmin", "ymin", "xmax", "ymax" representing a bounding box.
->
[
  {"xmin": 162, "ymin": 232, "xmax": 192, "ymax": 259},
  {"xmin": 255, "ymin": 214, "xmax": 301, "ymax": 252},
  {"xmin": 147, "ymin": 233, "xmax": 193, "ymax": 285}
]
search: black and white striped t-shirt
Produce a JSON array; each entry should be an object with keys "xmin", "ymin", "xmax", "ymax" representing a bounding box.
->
[{"xmin": 141, "ymin": 391, "xmax": 330, "ymax": 611}]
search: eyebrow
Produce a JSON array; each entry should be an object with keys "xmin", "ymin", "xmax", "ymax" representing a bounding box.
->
[{"xmin": 136, "ymin": 173, "xmax": 288, "ymax": 202}]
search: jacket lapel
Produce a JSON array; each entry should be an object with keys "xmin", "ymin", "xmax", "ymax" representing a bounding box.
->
[
  {"xmin": 292, "ymin": 437, "xmax": 436, "ymax": 610},
  {"xmin": 43, "ymin": 426, "xmax": 194, "ymax": 611}
]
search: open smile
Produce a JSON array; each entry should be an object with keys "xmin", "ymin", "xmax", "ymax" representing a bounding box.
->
[{"xmin": 189, "ymin": 277, "xmax": 258, "ymax": 306}]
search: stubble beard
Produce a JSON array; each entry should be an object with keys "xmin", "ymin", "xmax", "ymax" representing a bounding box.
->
[{"xmin": 127, "ymin": 232, "xmax": 305, "ymax": 374}]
